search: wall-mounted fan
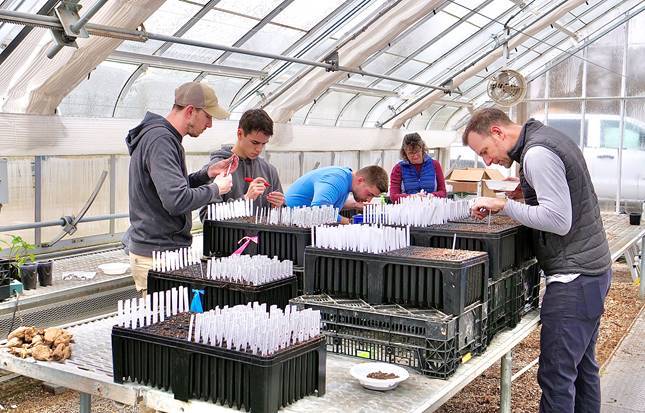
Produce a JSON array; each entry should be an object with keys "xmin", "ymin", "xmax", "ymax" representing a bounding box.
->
[{"xmin": 487, "ymin": 69, "xmax": 527, "ymax": 107}]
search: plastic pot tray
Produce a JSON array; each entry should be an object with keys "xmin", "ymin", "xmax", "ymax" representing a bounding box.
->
[
  {"xmin": 147, "ymin": 263, "xmax": 298, "ymax": 310},
  {"xmin": 291, "ymin": 294, "xmax": 486, "ymax": 379},
  {"xmin": 410, "ymin": 219, "xmax": 535, "ymax": 279},
  {"xmin": 112, "ymin": 314, "xmax": 326, "ymax": 413},
  {"xmin": 203, "ymin": 220, "xmax": 311, "ymax": 268},
  {"xmin": 304, "ymin": 246, "xmax": 488, "ymax": 316}
]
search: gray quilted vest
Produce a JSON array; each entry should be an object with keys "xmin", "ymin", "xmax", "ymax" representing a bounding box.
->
[{"xmin": 508, "ymin": 119, "xmax": 611, "ymax": 276}]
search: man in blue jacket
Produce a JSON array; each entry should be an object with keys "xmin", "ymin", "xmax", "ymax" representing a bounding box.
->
[
  {"xmin": 125, "ymin": 82, "xmax": 238, "ymax": 294},
  {"xmin": 285, "ymin": 165, "xmax": 388, "ymax": 224}
]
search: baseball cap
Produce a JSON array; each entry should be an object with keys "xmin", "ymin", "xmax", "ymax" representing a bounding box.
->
[{"xmin": 174, "ymin": 82, "xmax": 229, "ymax": 119}]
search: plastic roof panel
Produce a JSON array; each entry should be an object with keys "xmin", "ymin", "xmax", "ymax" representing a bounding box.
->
[
  {"xmin": 273, "ymin": 0, "xmax": 345, "ymax": 31},
  {"xmin": 216, "ymin": 0, "xmax": 286, "ymax": 19},
  {"xmin": 223, "ymin": 24, "xmax": 303, "ymax": 70},
  {"xmin": 336, "ymin": 95, "xmax": 382, "ymax": 128},
  {"xmin": 160, "ymin": 10, "xmax": 257, "ymax": 63},
  {"xmin": 59, "ymin": 61, "xmax": 138, "ymax": 117},
  {"xmin": 116, "ymin": 1, "xmax": 201, "ymax": 55},
  {"xmin": 306, "ymin": 91, "xmax": 355, "ymax": 126},
  {"xmin": 113, "ymin": 68, "xmax": 198, "ymax": 119},
  {"xmin": 385, "ymin": 12, "xmax": 459, "ymax": 58}
]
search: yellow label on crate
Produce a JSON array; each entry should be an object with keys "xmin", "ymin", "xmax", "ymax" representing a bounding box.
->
[
  {"xmin": 462, "ymin": 352, "xmax": 472, "ymax": 363},
  {"xmin": 357, "ymin": 350, "xmax": 371, "ymax": 359}
]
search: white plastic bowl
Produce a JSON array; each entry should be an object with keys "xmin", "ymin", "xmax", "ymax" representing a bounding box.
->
[
  {"xmin": 98, "ymin": 262, "xmax": 130, "ymax": 275},
  {"xmin": 349, "ymin": 362, "xmax": 409, "ymax": 391}
]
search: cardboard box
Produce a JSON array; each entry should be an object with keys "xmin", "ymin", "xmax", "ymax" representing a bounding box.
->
[{"xmin": 445, "ymin": 168, "xmax": 506, "ymax": 197}]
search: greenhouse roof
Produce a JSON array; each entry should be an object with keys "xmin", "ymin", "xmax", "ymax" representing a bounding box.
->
[{"xmin": 0, "ymin": 0, "xmax": 643, "ymax": 130}]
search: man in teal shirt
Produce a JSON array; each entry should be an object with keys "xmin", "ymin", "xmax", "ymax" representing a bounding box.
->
[{"xmin": 285, "ymin": 165, "xmax": 388, "ymax": 224}]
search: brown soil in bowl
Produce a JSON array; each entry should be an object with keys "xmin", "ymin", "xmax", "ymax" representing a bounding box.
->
[{"xmin": 367, "ymin": 371, "xmax": 399, "ymax": 379}]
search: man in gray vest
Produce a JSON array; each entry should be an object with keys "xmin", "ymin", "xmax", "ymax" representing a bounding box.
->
[{"xmin": 462, "ymin": 108, "xmax": 612, "ymax": 413}]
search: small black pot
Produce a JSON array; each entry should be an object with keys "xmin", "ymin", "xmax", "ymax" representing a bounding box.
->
[
  {"xmin": 37, "ymin": 260, "xmax": 54, "ymax": 287},
  {"xmin": 629, "ymin": 213, "xmax": 641, "ymax": 226},
  {"xmin": 0, "ymin": 277, "xmax": 10, "ymax": 302},
  {"xmin": 20, "ymin": 263, "xmax": 38, "ymax": 290}
]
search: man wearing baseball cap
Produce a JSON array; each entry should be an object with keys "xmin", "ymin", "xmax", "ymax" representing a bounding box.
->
[{"xmin": 124, "ymin": 82, "xmax": 239, "ymax": 295}]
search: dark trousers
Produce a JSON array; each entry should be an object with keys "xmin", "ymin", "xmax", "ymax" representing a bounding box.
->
[{"xmin": 538, "ymin": 270, "xmax": 612, "ymax": 413}]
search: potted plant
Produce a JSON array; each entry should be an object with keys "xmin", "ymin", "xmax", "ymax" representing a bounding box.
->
[{"xmin": 1, "ymin": 235, "xmax": 37, "ymax": 290}]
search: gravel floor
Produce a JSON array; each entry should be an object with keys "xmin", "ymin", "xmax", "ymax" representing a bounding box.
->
[
  {"xmin": 437, "ymin": 261, "xmax": 643, "ymax": 413},
  {"xmin": 0, "ymin": 262, "xmax": 642, "ymax": 413}
]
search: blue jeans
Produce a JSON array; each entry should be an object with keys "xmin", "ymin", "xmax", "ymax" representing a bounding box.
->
[{"xmin": 538, "ymin": 270, "xmax": 612, "ymax": 413}]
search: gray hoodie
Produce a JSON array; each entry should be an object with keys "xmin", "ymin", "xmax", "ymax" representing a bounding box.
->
[
  {"xmin": 199, "ymin": 146, "xmax": 283, "ymax": 222},
  {"xmin": 126, "ymin": 112, "xmax": 221, "ymax": 256}
]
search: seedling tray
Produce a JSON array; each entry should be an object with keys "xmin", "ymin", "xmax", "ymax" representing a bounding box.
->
[
  {"xmin": 147, "ymin": 264, "xmax": 298, "ymax": 310},
  {"xmin": 410, "ymin": 219, "xmax": 534, "ymax": 279},
  {"xmin": 203, "ymin": 219, "xmax": 311, "ymax": 268},
  {"xmin": 291, "ymin": 294, "xmax": 486, "ymax": 379},
  {"xmin": 303, "ymin": 246, "xmax": 488, "ymax": 316},
  {"xmin": 112, "ymin": 313, "xmax": 326, "ymax": 413}
]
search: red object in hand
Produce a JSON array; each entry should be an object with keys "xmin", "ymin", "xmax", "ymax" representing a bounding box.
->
[{"xmin": 244, "ymin": 177, "xmax": 270, "ymax": 187}]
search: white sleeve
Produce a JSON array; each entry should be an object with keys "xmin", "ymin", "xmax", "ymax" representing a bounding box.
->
[{"xmin": 503, "ymin": 146, "xmax": 572, "ymax": 236}]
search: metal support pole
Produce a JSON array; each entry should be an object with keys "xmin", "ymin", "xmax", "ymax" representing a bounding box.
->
[
  {"xmin": 70, "ymin": 0, "xmax": 107, "ymax": 34},
  {"xmin": 638, "ymin": 237, "xmax": 645, "ymax": 300},
  {"xmin": 109, "ymin": 155, "xmax": 116, "ymax": 236},
  {"xmin": 79, "ymin": 392, "xmax": 91, "ymax": 413},
  {"xmin": 34, "ymin": 156, "xmax": 42, "ymax": 246},
  {"xmin": 616, "ymin": 19, "xmax": 629, "ymax": 214},
  {"xmin": 0, "ymin": 213, "xmax": 129, "ymax": 232},
  {"xmin": 500, "ymin": 351, "xmax": 512, "ymax": 413}
]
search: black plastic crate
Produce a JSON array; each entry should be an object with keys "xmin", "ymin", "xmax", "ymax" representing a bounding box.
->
[
  {"xmin": 410, "ymin": 219, "xmax": 534, "ymax": 279},
  {"xmin": 147, "ymin": 263, "xmax": 298, "ymax": 310},
  {"xmin": 487, "ymin": 259, "xmax": 540, "ymax": 342},
  {"xmin": 291, "ymin": 295, "xmax": 486, "ymax": 379},
  {"xmin": 203, "ymin": 220, "xmax": 311, "ymax": 268},
  {"xmin": 520, "ymin": 259, "xmax": 540, "ymax": 316},
  {"xmin": 112, "ymin": 314, "xmax": 326, "ymax": 413},
  {"xmin": 304, "ymin": 246, "xmax": 488, "ymax": 316}
]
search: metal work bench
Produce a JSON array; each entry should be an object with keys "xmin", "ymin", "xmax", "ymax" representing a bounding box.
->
[
  {"xmin": 0, "ymin": 216, "xmax": 641, "ymax": 412},
  {"xmin": 0, "ymin": 248, "xmax": 138, "ymax": 337},
  {"xmin": 0, "ymin": 310, "xmax": 539, "ymax": 413},
  {"xmin": 602, "ymin": 212, "xmax": 645, "ymax": 298}
]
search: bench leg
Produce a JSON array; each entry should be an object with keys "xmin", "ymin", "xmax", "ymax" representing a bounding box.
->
[{"xmin": 500, "ymin": 351, "xmax": 512, "ymax": 413}]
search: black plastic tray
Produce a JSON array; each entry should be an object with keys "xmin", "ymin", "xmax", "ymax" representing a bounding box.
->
[
  {"xmin": 291, "ymin": 295, "xmax": 486, "ymax": 379},
  {"xmin": 203, "ymin": 220, "xmax": 311, "ymax": 268},
  {"xmin": 112, "ymin": 316, "xmax": 326, "ymax": 413},
  {"xmin": 304, "ymin": 246, "xmax": 488, "ymax": 316},
  {"xmin": 410, "ymin": 220, "xmax": 534, "ymax": 279},
  {"xmin": 147, "ymin": 263, "xmax": 298, "ymax": 310}
]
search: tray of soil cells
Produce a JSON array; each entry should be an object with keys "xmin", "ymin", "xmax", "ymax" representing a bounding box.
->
[
  {"xmin": 147, "ymin": 263, "xmax": 298, "ymax": 310},
  {"xmin": 112, "ymin": 312, "xmax": 326, "ymax": 413},
  {"xmin": 291, "ymin": 295, "xmax": 487, "ymax": 379},
  {"xmin": 487, "ymin": 259, "xmax": 540, "ymax": 343},
  {"xmin": 410, "ymin": 219, "xmax": 534, "ymax": 279},
  {"xmin": 203, "ymin": 218, "xmax": 312, "ymax": 268},
  {"xmin": 304, "ymin": 245, "xmax": 488, "ymax": 316}
]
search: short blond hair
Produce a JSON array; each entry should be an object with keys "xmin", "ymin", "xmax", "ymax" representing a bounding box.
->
[{"xmin": 357, "ymin": 165, "xmax": 388, "ymax": 193}]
